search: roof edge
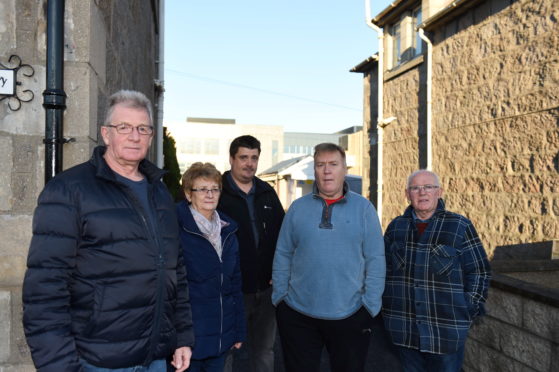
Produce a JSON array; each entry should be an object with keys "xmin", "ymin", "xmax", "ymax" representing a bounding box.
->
[
  {"xmin": 420, "ymin": 0, "xmax": 484, "ymax": 32},
  {"xmin": 350, "ymin": 54, "xmax": 379, "ymax": 73},
  {"xmin": 373, "ymin": 0, "xmax": 417, "ymax": 27}
]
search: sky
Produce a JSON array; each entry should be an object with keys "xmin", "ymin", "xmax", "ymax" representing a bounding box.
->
[{"xmin": 163, "ymin": 1, "xmax": 390, "ymax": 134}]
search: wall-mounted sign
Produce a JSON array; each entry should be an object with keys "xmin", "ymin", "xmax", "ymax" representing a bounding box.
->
[
  {"xmin": 0, "ymin": 55, "xmax": 34, "ymax": 111},
  {"xmin": 0, "ymin": 69, "xmax": 16, "ymax": 96}
]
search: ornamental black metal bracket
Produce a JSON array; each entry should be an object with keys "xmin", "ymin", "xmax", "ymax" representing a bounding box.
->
[{"xmin": 0, "ymin": 55, "xmax": 35, "ymax": 111}]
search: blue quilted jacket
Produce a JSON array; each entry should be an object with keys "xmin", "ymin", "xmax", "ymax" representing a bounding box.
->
[
  {"xmin": 177, "ymin": 201, "xmax": 246, "ymax": 359},
  {"xmin": 23, "ymin": 146, "xmax": 194, "ymax": 371}
]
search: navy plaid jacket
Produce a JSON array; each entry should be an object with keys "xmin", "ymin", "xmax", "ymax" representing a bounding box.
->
[{"xmin": 382, "ymin": 199, "xmax": 491, "ymax": 354}]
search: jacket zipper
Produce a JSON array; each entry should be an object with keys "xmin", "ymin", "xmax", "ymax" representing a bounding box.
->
[{"xmin": 120, "ymin": 184, "xmax": 164, "ymax": 365}]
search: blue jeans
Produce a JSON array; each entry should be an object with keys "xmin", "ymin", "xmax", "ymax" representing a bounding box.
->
[
  {"xmin": 80, "ymin": 358, "xmax": 166, "ymax": 372},
  {"xmin": 397, "ymin": 345, "xmax": 465, "ymax": 372},
  {"xmin": 187, "ymin": 352, "xmax": 227, "ymax": 372}
]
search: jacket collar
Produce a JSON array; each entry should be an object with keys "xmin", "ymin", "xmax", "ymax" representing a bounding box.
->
[
  {"xmin": 177, "ymin": 200, "xmax": 237, "ymax": 235},
  {"xmin": 221, "ymin": 170, "xmax": 268, "ymax": 197},
  {"xmin": 90, "ymin": 145, "xmax": 165, "ymax": 184}
]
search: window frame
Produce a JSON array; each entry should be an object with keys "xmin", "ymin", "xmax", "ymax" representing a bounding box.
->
[{"xmin": 413, "ymin": 6, "xmax": 423, "ymax": 57}]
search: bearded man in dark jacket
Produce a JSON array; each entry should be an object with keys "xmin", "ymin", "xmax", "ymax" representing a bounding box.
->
[{"xmin": 22, "ymin": 90, "xmax": 194, "ymax": 372}]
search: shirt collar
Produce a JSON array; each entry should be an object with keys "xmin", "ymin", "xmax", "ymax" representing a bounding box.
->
[{"xmin": 412, "ymin": 209, "xmax": 431, "ymax": 223}]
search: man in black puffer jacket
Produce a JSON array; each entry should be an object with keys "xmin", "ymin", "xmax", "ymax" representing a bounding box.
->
[{"xmin": 22, "ymin": 90, "xmax": 194, "ymax": 372}]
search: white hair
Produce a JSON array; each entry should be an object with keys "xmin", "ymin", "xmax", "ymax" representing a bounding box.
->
[{"xmin": 406, "ymin": 169, "xmax": 440, "ymax": 188}]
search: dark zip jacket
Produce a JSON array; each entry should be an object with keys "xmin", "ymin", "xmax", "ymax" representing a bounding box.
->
[
  {"xmin": 22, "ymin": 146, "xmax": 194, "ymax": 371},
  {"xmin": 177, "ymin": 202, "xmax": 246, "ymax": 359},
  {"xmin": 218, "ymin": 171, "xmax": 285, "ymax": 293}
]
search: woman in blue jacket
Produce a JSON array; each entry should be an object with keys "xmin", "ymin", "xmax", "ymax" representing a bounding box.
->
[{"xmin": 177, "ymin": 162, "xmax": 246, "ymax": 371}]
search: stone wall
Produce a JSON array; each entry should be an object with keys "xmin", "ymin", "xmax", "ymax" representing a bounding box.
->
[
  {"xmin": 381, "ymin": 58, "xmax": 426, "ymax": 226},
  {"xmin": 431, "ymin": 0, "xmax": 558, "ymax": 255},
  {"xmin": 361, "ymin": 65, "xmax": 374, "ymax": 201},
  {"xmin": 0, "ymin": 1, "xmax": 160, "ymax": 369},
  {"xmin": 377, "ymin": 0, "xmax": 558, "ymax": 255},
  {"xmin": 464, "ymin": 266, "xmax": 559, "ymax": 372}
]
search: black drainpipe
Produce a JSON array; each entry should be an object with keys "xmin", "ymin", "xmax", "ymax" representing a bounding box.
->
[{"xmin": 43, "ymin": 0, "xmax": 67, "ymax": 183}]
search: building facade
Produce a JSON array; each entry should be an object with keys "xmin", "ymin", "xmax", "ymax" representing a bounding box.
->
[
  {"xmin": 0, "ymin": 1, "xmax": 163, "ymax": 369},
  {"xmin": 355, "ymin": 0, "xmax": 558, "ymax": 256},
  {"xmin": 165, "ymin": 117, "xmax": 284, "ymax": 174},
  {"xmin": 259, "ymin": 127, "xmax": 365, "ymax": 209},
  {"xmin": 283, "ymin": 132, "xmax": 342, "ymax": 159}
]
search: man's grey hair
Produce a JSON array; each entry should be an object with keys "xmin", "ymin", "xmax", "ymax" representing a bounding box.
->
[
  {"xmin": 103, "ymin": 90, "xmax": 153, "ymax": 126},
  {"xmin": 313, "ymin": 143, "xmax": 346, "ymax": 166},
  {"xmin": 406, "ymin": 169, "xmax": 440, "ymax": 188}
]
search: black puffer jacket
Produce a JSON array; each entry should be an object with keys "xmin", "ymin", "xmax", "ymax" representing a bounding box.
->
[
  {"xmin": 218, "ymin": 172, "xmax": 284, "ymax": 293},
  {"xmin": 22, "ymin": 146, "xmax": 194, "ymax": 372}
]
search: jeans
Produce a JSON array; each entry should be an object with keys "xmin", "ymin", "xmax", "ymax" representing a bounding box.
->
[
  {"xmin": 224, "ymin": 286, "xmax": 276, "ymax": 372},
  {"xmin": 397, "ymin": 344, "xmax": 465, "ymax": 372},
  {"xmin": 187, "ymin": 353, "xmax": 227, "ymax": 372},
  {"xmin": 81, "ymin": 358, "xmax": 166, "ymax": 372}
]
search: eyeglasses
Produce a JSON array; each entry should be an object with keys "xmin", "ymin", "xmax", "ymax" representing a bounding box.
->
[
  {"xmin": 106, "ymin": 123, "xmax": 154, "ymax": 135},
  {"xmin": 408, "ymin": 185, "xmax": 439, "ymax": 193},
  {"xmin": 191, "ymin": 188, "xmax": 221, "ymax": 195}
]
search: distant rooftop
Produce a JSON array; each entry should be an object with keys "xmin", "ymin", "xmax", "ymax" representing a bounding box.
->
[
  {"xmin": 259, "ymin": 155, "xmax": 309, "ymax": 176},
  {"xmin": 336, "ymin": 126, "xmax": 363, "ymax": 134},
  {"xmin": 186, "ymin": 117, "xmax": 236, "ymax": 124}
]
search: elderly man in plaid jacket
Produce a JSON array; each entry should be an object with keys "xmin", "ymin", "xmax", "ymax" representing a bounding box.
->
[{"xmin": 382, "ymin": 169, "xmax": 491, "ymax": 372}]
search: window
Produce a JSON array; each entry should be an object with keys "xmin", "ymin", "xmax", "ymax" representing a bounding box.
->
[
  {"xmin": 413, "ymin": 7, "xmax": 422, "ymax": 56},
  {"xmin": 204, "ymin": 139, "xmax": 219, "ymax": 155},
  {"xmin": 183, "ymin": 138, "xmax": 201, "ymax": 154},
  {"xmin": 391, "ymin": 22, "xmax": 402, "ymax": 68},
  {"xmin": 272, "ymin": 140, "xmax": 279, "ymax": 164},
  {"xmin": 388, "ymin": 6, "xmax": 424, "ymax": 69}
]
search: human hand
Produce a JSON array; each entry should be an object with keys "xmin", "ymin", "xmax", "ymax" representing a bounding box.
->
[
  {"xmin": 232, "ymin": 342, "xmax": 243, "ymax": 349},
  {"xmin": 171, "ymin": 346, "xmax": 192, "ymax": 372}
]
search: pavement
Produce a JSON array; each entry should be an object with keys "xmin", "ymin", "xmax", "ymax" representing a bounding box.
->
[{"xmin": 230, "ymin": 315, "xmax": 403, "ymax": 372}]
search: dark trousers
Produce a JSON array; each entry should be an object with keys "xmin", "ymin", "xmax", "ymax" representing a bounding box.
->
[
  {"xmin": 224, "ymin": 286, "xmax": 276, "ymax": 372},
  {"xmin": 187, "ymin": 352, "xmax": 227, "ymax": 372},
  {"xmin": 276, "ymin": 302, "xmax": 373, "ymax": 372}
]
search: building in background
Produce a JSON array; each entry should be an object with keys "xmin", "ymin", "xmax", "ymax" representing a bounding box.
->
[
  {"xmin": 0, "ymin": 1, "xmax": 163, "ymax": 369},
  {"xmin": 283, "ymin": 132, "xmax": 342, "ymax": 159},
  {"xmin": 165, "ymin": 117, "xmax": 283, "ymax": 174},
  {"xmin": 167, "ymin": 119, "xmax": 365, "ymax": 209},
  {"xmin": 283, "ymin": 127, "xmax": 364, "ymax": 177},
  {"xmin": 259, "ymin": 155, "xmax": 362, "ymax": 210},
  {"xmin": 354, "ymin": 0, "xmax": 558, "ymax": 254},
  {"xmin": 337, "ymin": 126, "xmax": 365, "ymax": 178},
  {"xmin": 355, "ymin": 0, "xmax": 558, "ymax": 370},
  {"xmin": 259, "ymin": 126, "xmax": 364, "ymax": 209}
]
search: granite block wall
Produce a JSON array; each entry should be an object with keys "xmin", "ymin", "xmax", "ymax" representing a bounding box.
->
[
  {"xmin": 0, "ymin": 0, "xmax": 160, "ymax": 369},
  {"xmin": 378, "ymin": 0, "xmax": 558, "ymax": 256}
]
